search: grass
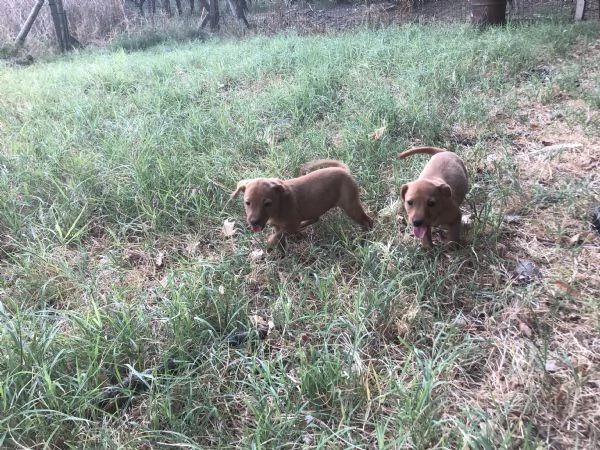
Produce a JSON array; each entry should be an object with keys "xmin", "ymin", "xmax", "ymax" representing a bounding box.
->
[{"xmin": 1, "ymin": 20, "xmax": 599, "ymax": 448}]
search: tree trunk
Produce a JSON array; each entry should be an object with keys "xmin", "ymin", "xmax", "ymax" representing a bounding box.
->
[
  {"xmin": 174, "ymin": 0, "xmax": 183, "ymax": 14},
  {"xmin": 209, "ymin": 0, "xmax": 219, "ymax": 30},
  {"xmin": 15, "ymin": 0, "xmax": 45, "ymax": 46},
  {"xmin": 227, "ymin": 0, "xmax": 249, "ymax": 27},
  {"xmin": 163, "ymin": 0, "xmax": 172, "ymax": 16}
]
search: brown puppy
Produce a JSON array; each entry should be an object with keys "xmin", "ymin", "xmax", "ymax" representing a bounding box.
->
[
  {"xmin": 399, "ymin": 147, "xmax": 468, "ymax": 248},
  {"xmin": 231, "ymin": 160, "xmax": 373, "ymax": 248}
]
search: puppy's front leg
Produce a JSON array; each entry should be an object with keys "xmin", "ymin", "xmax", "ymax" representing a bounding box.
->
[
  {"xmin": 421, "ymin": 226, "xmax": 434, "ymax": 249},
  {"xmin": 444, "ymin": 220, "xmax": 461, "ymax": 248},
  {"xmin": 267, "ymin": 226, "xmax": 284, "ymax": 247}
]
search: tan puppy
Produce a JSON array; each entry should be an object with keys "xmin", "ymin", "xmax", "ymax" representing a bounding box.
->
[
  {"xmin": 231, "ymin": 160, "xmax": 373, "ymax": 248},
  {"xmin": 399, "ymin": 147, "xmax": 468, "ymax": 248}
]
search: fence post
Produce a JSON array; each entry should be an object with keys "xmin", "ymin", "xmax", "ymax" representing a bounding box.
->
[
  {"xmin": 15, "ymin": 0, "xmax": 46, "ymax": 46},
  {"xmin": 574, "ymin": 0, "xmax": 585, "ymax": 20},
  {"xmin": 48, "ymin": 0, "xmax": 66, "ymax": 51},
  {"xmin": 56, "ymin": 0, "xmax": 73, "ymax": 50}
]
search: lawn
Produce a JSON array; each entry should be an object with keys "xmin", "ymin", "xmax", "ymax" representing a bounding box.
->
[{"xmin": 0, "ymin": 20, "xmax": 599, "ymax": 448}]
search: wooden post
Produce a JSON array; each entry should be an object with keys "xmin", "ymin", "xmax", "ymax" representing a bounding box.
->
[
  {"xmin": 574, "ymin": 0, "xmax": 585, "ymax": 21},
  {"xmin": 56, "ymin": 0, "xmax": 73, "ymax": 50},
  {"xmin": 48, "ymin": 0, "xmax": 66, "ymax": 51},
  {"xmin": 15, "ymin": 0, "xmax": 46, "ymax": 46}
]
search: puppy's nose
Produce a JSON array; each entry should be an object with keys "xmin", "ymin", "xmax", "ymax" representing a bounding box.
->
[
  {"xmin": 412, "ymin": 219, "xmax": 425, "ymax": 227},
  {"xmin": 250, "ymin": 218, "xmax": 261, "ymax": 226}
]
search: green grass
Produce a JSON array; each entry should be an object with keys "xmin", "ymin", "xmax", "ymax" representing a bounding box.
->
[{"xmin": 1, "ymin": 21, "xmax": 599, "ymax": 448}]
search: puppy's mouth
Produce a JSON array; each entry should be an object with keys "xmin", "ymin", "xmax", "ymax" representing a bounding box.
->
[
  {"xmin": 413, "ymin": 226, "xmax": 427, "ymax": 239},
  {"xmin": 250, "ymin": 224, "xmax": 264, "ymax": 232}
]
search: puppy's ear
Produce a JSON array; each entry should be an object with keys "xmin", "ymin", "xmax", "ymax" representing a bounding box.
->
[
  {"xmin": 231, "ymin": 180, "xmax": 249, "ymax": 199},
  {"xmin": 438, "ymin": 183, "xmax": 452, "ymax": 198},
  {"xmin": 268, "ymin": 179, "xmax": 286, "ymax": 195},
  {"xmin": 400, "ymin": 183, "xmax": 409, "ymax": 200}
]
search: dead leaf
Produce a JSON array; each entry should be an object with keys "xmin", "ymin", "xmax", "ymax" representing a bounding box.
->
[
  {"xmin": 368, "ymin": 126, "xmax": 386, "ymax": 141},
  {"xmin": 518, "ymin": 321, "xmax": 532, "ymax": 338},
  {"xmin": 250, "ymin": 249, "xmax": 265, "ymax": 260},
  {"xmin": 378, "ymin": 199, "xmax": 401, "ymax": 219},
  {"xmin": 155, "ymin": 252, "xmax": 165, "ymax": 268},
  {"xmin": 250, "ymin": 315, "xmax": 274, "ymax": 338},
  {"xmin": 503, "ymin": 214, "xmax": 522, "ymax": 224},
  {"xmin": 513, "ymin": 259, "xmax": 542, "ymax": 284},
  {"xmin": 545, "ymin": 359, "xmax": 560, "ymax": 373},
  {"xmin": 222, "ymin": 219, "xmax": 236, "ymax": 237},
  {"xmin": 550, "ymin": 280, "xmax": 581, "ymax": 298}
]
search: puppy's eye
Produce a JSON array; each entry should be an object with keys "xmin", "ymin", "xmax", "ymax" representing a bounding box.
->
[
  {"xmin": 264, "ymin": 199, "xmax": 272, "ymax": 207},
  {"xmin": 245, "ymin": 201, "xmax": 250, "ymax": 206},
  {"xmin": 406, "ymin": 200, "xmax": 414, "ymax": 206},
  {"xmin": 427, "ymin": 200, "xmax": 436, "ymax": 207}
]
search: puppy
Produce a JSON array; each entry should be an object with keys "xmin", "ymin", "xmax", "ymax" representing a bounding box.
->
[
  {"xmin": 399, "ymin": 147, "xmax": 468, "ymax": 248},
  {"xmin": 231, "ymin": 160, "xmax": 373, "ymax": 248}
]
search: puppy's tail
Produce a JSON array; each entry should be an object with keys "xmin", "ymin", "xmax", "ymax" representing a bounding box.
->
[
  {"xmin": 300, "ymin": 159, "xmax": 349, "ymax": 175},
  {"xmin": 398, "ymin": 146, "xmax": 447, "ymax": 159}
]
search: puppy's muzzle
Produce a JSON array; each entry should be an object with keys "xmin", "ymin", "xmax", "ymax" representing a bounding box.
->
[
  {"xmin": 249, "ymin": 218, "xmax": 264, "ymax": 232},
  {"xmin": 411, "ymin": 219, "xmax": 427, "ymax": 240}
]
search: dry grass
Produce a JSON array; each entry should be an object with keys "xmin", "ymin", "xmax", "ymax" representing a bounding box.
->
[{"xmin": 0, "ymin": 21, "xmax": 599, "ymax": 448}]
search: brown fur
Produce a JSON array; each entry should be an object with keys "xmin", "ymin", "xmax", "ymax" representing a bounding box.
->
[
  {"xmin": 399, "ymin": 146, "xmax": 468, "ymax": 248},
  {"xmin": 231, "ymin": 160, "xmax": 373, "ymax": 248}
]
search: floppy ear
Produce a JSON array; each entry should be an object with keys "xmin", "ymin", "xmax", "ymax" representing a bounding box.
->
[
  {"xmin": 268, "ymin": 179, "xmax": 286, "ymax": 195},
  {"xmin": 401, "ymin": 183, "xmax": 409, "ymax": 200},
  {"xmin": 231, "ymin": 180, "xmax": 249, "ymax": 199},
  {"xmin": 438, "ymin": 183, "xmax": 452, "ymax": 198}
]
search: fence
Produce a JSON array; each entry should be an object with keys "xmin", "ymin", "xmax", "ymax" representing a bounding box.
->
[{"xmin": 1, "ymin": 0, "xmax": 598, "ymax": 48}]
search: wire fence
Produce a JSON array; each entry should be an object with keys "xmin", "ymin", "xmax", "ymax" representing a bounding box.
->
[
  {"xmin": 1, "ymin": 0, "xmax": 598, "ymax": 48},
  {"xmin": 247, "ymin": 0, "xmax": 596, "ymax": 35}
]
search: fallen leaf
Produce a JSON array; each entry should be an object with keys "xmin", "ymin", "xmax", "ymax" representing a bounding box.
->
[
  {"xmin": 155, "ymin": 252, "xmax": 165, "ymax": 268},
  {"xmin": 503, "ymin": 214, "xmax": 522, "ymax": 224},
  {"xmin": 222, "ymin": 219, "xmax": 236, "ymax": 237},
  {"xmin": 378, "ymin": 199, "xmax": 401, "ymax": 219},
  {"xmin": 551, "ymin": 280, "xmax": 580, "ymax": 298},
  {"xmin": 250, "ymin": 249, "xmax": 265, "ymax": 260},
  {"xmin": 518, "ymin": 321, "xmax": 532, "ymax": 338},
  {"xmin": 250, "ymin": 315, "xmax": 274, "ymax": 338},
  {"xmin": 513, "ymin": 259, "xmax": 542, "ymax": 284},
  {"xmin": 368, "ymin": 126, "xmax": 386, "ymax": 141},
  {"xmin": 218, "ymin": 285, "xmax": 225, "ymax": 295},
  {"xmin": 545, "ymin": 359, "xmax": 560, "ymax": 373}
]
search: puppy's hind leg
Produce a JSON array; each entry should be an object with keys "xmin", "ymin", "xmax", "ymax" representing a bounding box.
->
[
  {"xmin": 299, "ymin": 218, "xmax": 319, "ymax": 229},
  {"xmin": 342, "ymin": 200, "xmax": 374, "ymax": 230}
]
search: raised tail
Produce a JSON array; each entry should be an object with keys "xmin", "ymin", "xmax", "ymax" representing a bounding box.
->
[
  {"xmin": 300, "ymin": 159, "xmax": 350, "ymax": 175},
  {"xmin": 398, "ymin": 146, "xmax": 447, "ymax": 159}
]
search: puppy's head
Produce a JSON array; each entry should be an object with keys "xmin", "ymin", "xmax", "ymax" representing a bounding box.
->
[
  {"xmin": 401, "ymin": 180, "xmax": 452, "ymax": 239},
  {"xmin": 231, "ymin": 178, "xmax": 285, "ymax": 232}
]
